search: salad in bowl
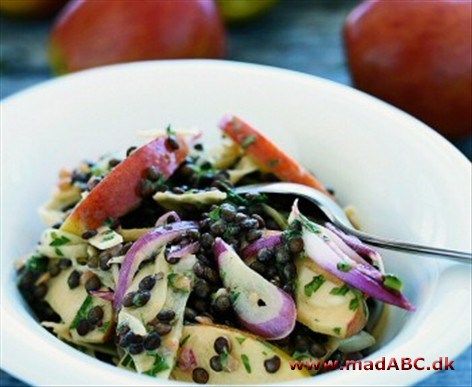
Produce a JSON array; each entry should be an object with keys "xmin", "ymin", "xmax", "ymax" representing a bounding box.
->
[{"xmin": 16, "ymin": 115, "xmax": 413, "ymax": 384}]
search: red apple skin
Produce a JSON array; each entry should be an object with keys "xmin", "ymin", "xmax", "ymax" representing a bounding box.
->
[
  {"xmin": 61, "ymin": 135, "xmax": 192, "ymax": 236},
  {"xmin": 344, "ymin": 0, "xmax": 472, "ymax": 140},
  {"xmin": 50, "ymin": 0, "xmax": 226, "ymax": 74}
]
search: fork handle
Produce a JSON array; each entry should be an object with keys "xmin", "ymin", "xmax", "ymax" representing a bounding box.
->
[{"xmin": 334, "ymin": 221, "xmax": 472, "ymax": 264}]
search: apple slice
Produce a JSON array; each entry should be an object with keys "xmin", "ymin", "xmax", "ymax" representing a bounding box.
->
[
  {"xmin": 61, "ymin": 134, "xmax": 194, "ymax": 235},
  {"xmin": 172, "ymin": 324, "xmax": 310, "ymax": 384},
  {"xmin": 214, "ymin": 238, "xmax": 296, "ymax": 340},
  {"xmin": 295, "ymin": 257, "xmax": 368, "ymax": 338}
]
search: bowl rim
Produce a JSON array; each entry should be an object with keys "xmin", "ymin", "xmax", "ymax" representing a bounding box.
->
[{"xmin": 1, "ymin": 59, "xmax": 471, "ymax": 386}]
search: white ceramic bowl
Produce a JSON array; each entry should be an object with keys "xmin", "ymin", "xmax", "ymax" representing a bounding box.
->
[{"xmin": 1, "ymin": 60, "xmax": 471, "ymax": 386}]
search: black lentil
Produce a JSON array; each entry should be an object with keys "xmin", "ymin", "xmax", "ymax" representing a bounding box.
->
[
  {"xmin": 246, "ymin": 229, "xmax": 262, "ymax": 242},
  {"xmin": 146, "ymin": 166, "xmax": 161, "ymax": 181},
  {"xmin": 264, "ymin": 356, "xmax": 281, "ymax": 373},
  {"xmin": 210, "ymin": 355, "xmax": 223, "ymax": 372},
  {"xmin": 256, "ymin": 248, "xmax": 273, "ymax": 263},
  {"xmin": 128, "ymin": 343, "xmax": 144, "ymax": 355},
  {"xmin": 275, "ymin": 246, "xmax": 290, "ymax": 264},
  {"xmin": 85, "ymin": 275, "xmax": 101, "ymax": 292},
  {"xmin": 157, "ymin": 309, "xmax": 176, "ymax": 322},
  {"xmin": 87, "ymin": 306, "xmax": 104, "ymax": 325},
  {"xmin": 76, "ymin": 319, "xmax": 92, "ymax": 336},
  {"xmin": 288, "ymin": 237, "xmax": 304, "ymax": 254},
  {"xmin": 82, "ymin": 229, "xmax": 98, "ymax": 240},
  {"xmin": 194, "ymin": 279, "xmax": 211, "ymax": 298},
  {"xmin": 144, "ymin": 332, "xmax": 162, "ymax": 350},
  {"xmin": 154, "ymin": 322, "xmax": 172, "ymax": 336},
  {"xmin": 48, "ymin": 262, "xmax": 60, "ymax": 277},
  {"xmin": 210, "ymin": 220, "xmax": 226, "ymax": 236},
  {"xmin": 108, "ymin": 158, "xmax": 121, "ymax": 168},
  {"xmin": 200, "ymin": 233, "xmax": 214, "ymax": 248},
  {"xmin": 214, "ymin": 336, "xmax": 231, "ymax": 354},
  {"xmin": 192, "ymin": 367, "xmax": 209, "ymax": 384},
  {"xmin": 309, "ymin": 342, "xmax": 327, "ymax": 358},
  {"xmin": 139, "ymin": 275, "xmax": 157, "ymax": 291},
  {"xmin": 59, "ymin": 258, "xmax": 72, "ymax": 269},
  {"xmin": 99, "ymin": 254, "xmax": 110, "ymax": 271},
  {"xmin": 123, "ymin": 292, "xmax": 136, "ymax": 308},
  {"xmin": 220, "ymin": 204, "xmax": 236, "ymax": 221},
  {"xmin": 294, "ymin": 335, "xmax": 312, "ymax": 352},
  {"xmin": 137, "ymin": 179, "xmax": 154, "ymax": 197},
  {"xmin": 282, "ymin": 263, "xmax": 297, "ymax": 281},
  {"xmin": 67, "ymin": 270, "xmax": 81, "ymax": 289},
  {"xmin": 87, "ymin": 178, "xmax": 101, "ymax": 191},
  {"xmin": 213, "ymin": 294, "xmax": 231, "ymax": 314},
  {"xmin": 184, "ymin": 307, "xmax": 197, "ymax": 321},
  {"xmin": 33, "ymin": 283, "xmax": 48, "ymax": 299},
  {"xmin": 133, "ymin": 291, "xmax": 151, "ymax": 307}
]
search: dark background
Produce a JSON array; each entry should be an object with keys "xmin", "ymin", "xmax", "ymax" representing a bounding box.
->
[{"xmin": 1, "ymin": 1, "xmax": 470, "ymax": 386}]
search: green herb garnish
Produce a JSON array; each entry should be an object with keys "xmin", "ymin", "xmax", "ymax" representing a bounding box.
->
[
  {"xmin": 236, "ymin": 337, "xmax": 246, "ymax": 345},
  {"xmin": 241, "ymin": 354, "xmax": 252, "ymax": 373},
  {"xmin": 230, "ymin": 291, "xmax": 240, "ymax": 303},
  {"xmin": 292, "ymin": 350, "xmax": 311, "ymax": 361},
  {"xmin": 70, "ymin": 296, "xmax": 93, "ymax": 329},
  {"xmin": 143, "ymin": 353, "xmax": 170, "ymax": 376},
  {"xmin": 383, "ymin": 274, "xmax": 404, "ymax": 292},
  {"xmin": 49, "ymin": 235, "xmax": 71, "ymax": 247},
  {"xmin": 304, "ymin": 275, "xmax": 325, "ymax": 297},
  {"xmin": 336, "ymin": 261, "xmax": 352, "ymax": 272},
  {"xmin": 349, "ymin": 297, "xmax": 360, "ymax": 311},
  {"xmin": 180, "ymin": 334, "xmax": 191, "ymax": 346},
  {"xmin": 54, "ymin": 247, "xmax": 64, "ymax": 257},
  {"xmin": 333, "ymin": 327, "xmax": 341, "ymax": 335},
  {"xmin": 242, "ymin": 135, "xmax": 257, "ymax": 148},
  {"xmin": 330, "ymin": 285, "xmax": 350, "ymax": 296}
]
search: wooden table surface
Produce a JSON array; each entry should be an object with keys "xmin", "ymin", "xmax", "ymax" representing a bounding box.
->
[{"xmin": 1, "ymin": 1, "xmax": 470, "ymax": 386}]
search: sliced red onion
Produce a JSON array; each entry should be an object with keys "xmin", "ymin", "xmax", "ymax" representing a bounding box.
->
[
  {"xmin": 325, "ymin": 223, "xmax": 384, "ymax": 271},
  {"xmin": 214, "ymin": 238, "xmax": 297, "ymax": 339},
  {"xmin": 291, "ymin": 202, "xmax": 414, "ymax": 311},
  {"xmin": 90, "ymin": 290, "xmax": 114, "ymax": 302},
  {"xmin": 114, "ymin": 221, "xmax": 198, "ymax": 309},
  {"xmin": 155, "ymin": 211, "xmax": 181, "ymax": 227},
  {"xmin": 167, "ymin": 241, "xmax": 200, "ymax": 259},
  {"xmin": 241, "ymin": 232, "xmax": 283, "ymax": 260}
]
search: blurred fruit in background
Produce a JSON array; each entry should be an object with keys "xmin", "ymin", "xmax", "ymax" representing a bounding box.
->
[
  {"xmin": 344, "ymin": 0, "xmax": 472, "ymax": 140},
  {"xmin": 49, "ymin": 0, "xmax": 226, "ymax": 75},
  {"xmin": 0, "ymin": 0, "xmax": 67, "ymax": 19},
  {"xmin": 217, "ymin": 0, "xmax": 277, "ymax": 23}
]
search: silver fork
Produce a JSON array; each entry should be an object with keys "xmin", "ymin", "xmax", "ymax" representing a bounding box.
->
[{"xmin": 236, "ymin": 182, "xmax": 471, "ymax": 264}]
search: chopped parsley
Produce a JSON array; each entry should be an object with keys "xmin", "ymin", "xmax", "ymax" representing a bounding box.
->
[
  {"xmin": 330, "ymin": 285, "xmax": 350, "ymax": 296},
  {"xmin": 49, "ymin": 234, "xmax": 71, "ymax": 246},
  {"xmin": 180, "ymin": 334, "xmax": 191, "ymax": 346},
  {"xmin": 292, "ymin": 350, "xmax": 311, "ymax": 361},
  {"xmin": 304, "ymin": 275, "xmax": 325, "ymax": 297},
  {"xmin": 98, "ymin": 321, "xmax": 110, "ymax": 333},
  {"xmin": 230, "ymin": 291, "xmax": 240, "ymax": 303},
  {"xmin": 208, "ymin": 206, "xmax": 221, "ymax": 221},
  {"xmin": 54, "ymin": 247, "xmax": 64, "ymax": 257},
  {"xmin": 121, "ymin": 354, "xmax": 136, "ymax": 370},
  {"xmin": 333, "ymin": 327, "xmax": 341, "ymax": 335},
  {"xmin": 236, "ymin": 336, "xmax": 247, "ymax": 345},
  {"xmin": 383, "ymin": 274, "xmax": 404, "ymax": 292},
  {"xmin": 241, "ymin": 354, "xmax": 252, "ymax": 373},
  {"xmin": 298, "ymin": 213, "xmax": 322, "ymax": 234},
  {"xmin": 349, "ymin": 297, "xmax": 360, "ymax": 311},
  {"xmin": 70, "ymin": 296, "xmax": 94, "ymax": 329},
  {"xmin": 242, "ymin": 135, "xmax": 257, "ymax": 148},
  {"xmin": 143, "ymin": 353, "xmax": 170, "ymax": 376},
  {"xmin": 256, "ymin": 338, "xmax": 275, "ymax": 350},
  {"xmin": 336, "ymin": 261, "xmax": 352, "ymax": 272}
]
